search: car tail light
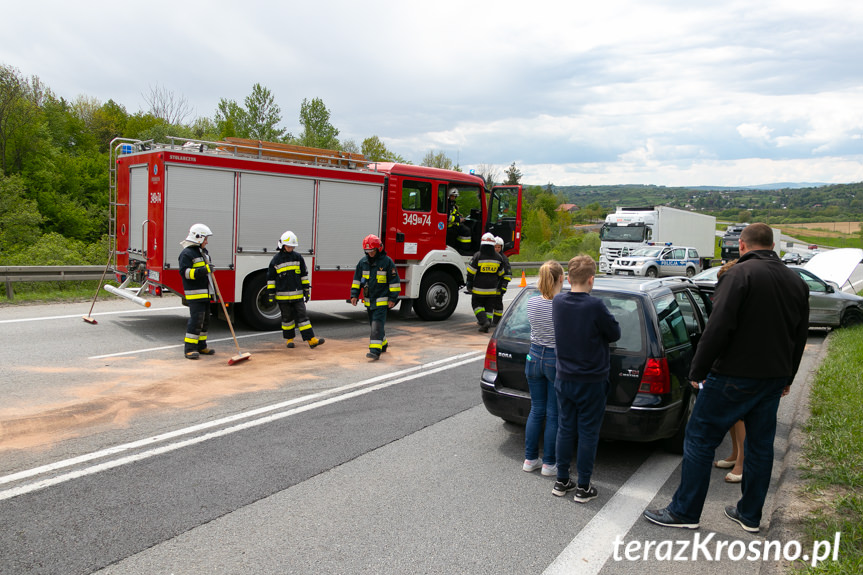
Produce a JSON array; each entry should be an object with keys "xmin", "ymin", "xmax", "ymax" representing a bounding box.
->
[
  {"xmin": 484, "ymin": 338, "xmax": 498, "ymax": 372},
  {"xmin": 639, "ymin": 357, "xmax": 670, "ymax": 394}
]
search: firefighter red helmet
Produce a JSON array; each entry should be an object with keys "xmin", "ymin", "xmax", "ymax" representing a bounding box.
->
[{"xmin": 362, "ymin": 234, "xmax": 383, "ymax": 251}]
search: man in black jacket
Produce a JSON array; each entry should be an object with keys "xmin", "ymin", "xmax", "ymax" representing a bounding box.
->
[{"xmin": 644, "ymin": 223, "xmax": 809, "ymax": 533}]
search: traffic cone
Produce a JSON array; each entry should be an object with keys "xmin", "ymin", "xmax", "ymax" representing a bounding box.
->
[{"xmin": 519, "ymin": 270, "xmax": 527, "ymax": 287}]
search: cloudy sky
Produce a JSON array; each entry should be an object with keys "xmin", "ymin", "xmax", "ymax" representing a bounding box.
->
[{"xmin": 3, "ymin": 0, "xmax": 863, "ymax": 187}]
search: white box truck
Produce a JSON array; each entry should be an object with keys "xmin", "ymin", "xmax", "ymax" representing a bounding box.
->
[{"xmin": 599, "ymin": 206, "xmax": 717, "ymax": 273}]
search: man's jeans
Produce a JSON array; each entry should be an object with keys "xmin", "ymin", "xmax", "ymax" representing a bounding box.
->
[
  {"xmin": 555, "ymin": 378, "xmax": 608, "ymax": 486},
  {"xmin": 669, "ymin": 373, "xmax": 790, "ymax": 526},
  {"xmin": 524, "ymin": 343, "xmax": 558, "ymax": 465}
]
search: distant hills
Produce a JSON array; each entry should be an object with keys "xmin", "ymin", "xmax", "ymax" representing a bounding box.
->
[{"xmin": 689, "ymin": 182, "xmax": 830, "ymax": 191}]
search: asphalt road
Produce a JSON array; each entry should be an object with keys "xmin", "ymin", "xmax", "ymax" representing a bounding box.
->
[{"xmin": 0, "ymin": 288, "xmax": 830, "ymax": 574}]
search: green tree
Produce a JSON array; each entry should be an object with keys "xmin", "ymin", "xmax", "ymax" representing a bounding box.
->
[
  {"xmin": 421, "ymin": 150, "xmax": 453, "ymax": 169},
  {"xmin": 298, "ymin": 97, "xmax": 339, "ymax": 149},
  {"xmin": 0, "ymin": 173, "xmax": 43, "ymax": 261},
  {"xmin": 214, "ymin": 98, "xmax": 248, "ymax": 139},
  {"xmin": 361, "ymin": 135, "xmax": 406, "ymax": 163},
  {"xmin": 504, "ymin": 162, "xmax": 522, "ymax": 185},
  {"xmin": 0, "ymin": 65, "xmax": 44, "ymax": 173},
  {"xmin": 245, "ymin": 83, "xmax": 287, "ymax": 141}
]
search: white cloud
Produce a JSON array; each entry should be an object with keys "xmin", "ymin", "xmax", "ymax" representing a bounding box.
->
[{"xmin": 2, "ymin": 0, "xmax": 863, "ymax": 186}]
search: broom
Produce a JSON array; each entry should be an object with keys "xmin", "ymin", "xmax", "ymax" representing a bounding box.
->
[
  {"xmin": 82, "ymin": 250, "xmax": 114, "ymax": 324},
  {"xmin": 206, "ymin": 263, "xmax": 251, "ymax": 365}
]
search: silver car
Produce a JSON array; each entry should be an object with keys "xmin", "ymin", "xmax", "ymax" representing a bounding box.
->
[{"xmin": 692, "ymin": 249, "xmax": 863, "ymax": 328}]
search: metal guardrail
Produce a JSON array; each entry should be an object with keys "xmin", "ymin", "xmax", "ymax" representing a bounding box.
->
[{"xmin": 0, "ymin": 265, "xmax": 106, "ymax": 300}]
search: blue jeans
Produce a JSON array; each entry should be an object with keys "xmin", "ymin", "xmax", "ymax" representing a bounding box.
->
[
  {"xmin": 668, "ymin": 373, "xmax": 790, "ymax": 526},
  {"xmin": 524, "ymin": 344, "xmax": 558, "ymax": 465},
  {"xmin": 555, "ymin": 377, "xmax": 608, "ymax": 486}
]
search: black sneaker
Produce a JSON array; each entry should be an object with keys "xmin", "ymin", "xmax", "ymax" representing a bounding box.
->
[
  {"xmin": 552, "ymin": 479, "xmax": 577, "ymax": 497},
  {"xmin": 478, "ymin": 323, "xmax": 490, "ymax": 333},
  {"xmin": 643, "ymin": 507, "xmax": 699, "ymax": 529},
  {"xmin": 724, "ymin": 506, "xmax": 759, "ymax": 533},
  {"xmin": 574, "ymin": 484, "xmax": 598, "ymax": 503}
]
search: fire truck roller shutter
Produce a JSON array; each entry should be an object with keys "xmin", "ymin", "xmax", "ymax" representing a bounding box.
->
[
  {"xmin": 164, "ymin": 166, "xmax": 236, "ymax": 270},
  {"xmin": 238, "ymin": 173, "xmax": 315, "ymax": 253},
  {"xmin": 315, "ymin": 180, "xmax": 384, "ymax": 270},
  {"xmin": 128, "ymin": 166, "xmax": 149, "ymax": 256}
]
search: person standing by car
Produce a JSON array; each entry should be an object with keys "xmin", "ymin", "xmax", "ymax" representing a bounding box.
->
[
  {"xmin": 350, "ymin": 234, "xmax": 400, "ymax": 360},
  {"xmin": 551, "ymin": 255, "xmax": 621, "ymax": 503},
  {"xmin": 643, "ymin": 223, "xmax": 809, "ymax": 533},
  {"xmin": 523, "ymin": 260, "xmax": 565, "ymax": 477}
]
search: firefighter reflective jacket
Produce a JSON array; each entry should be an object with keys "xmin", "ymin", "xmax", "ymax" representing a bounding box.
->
[
  {"xmin": 267, "ymin": 249, "xmax": 310, "ymax": 301},
  {"xmin": 351, "ymin": 249, "xmax": 400, "ymax": 308},
  {"xmin": 466, "ymin": 245, "xmax": 505, "ymax": 296},
  {"xmin": 178, "ymin": 245, "xmax": 211, "ymax": 301}
]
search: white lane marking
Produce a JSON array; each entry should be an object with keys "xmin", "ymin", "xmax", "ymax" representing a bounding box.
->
[
  {"xmin": 543, "ymin": 452, "xmax": 681, "ymax": 575},
  {"xmin": 0, "ymin": 306, "xmax": 187, "ymax": 324},
  {"xmin": 0, "ymin": 352, "xmax": 483, "ymax": 501},
  {"xmin": 88, "ymin": 331, "xmax": 280, "ymax": 359}
]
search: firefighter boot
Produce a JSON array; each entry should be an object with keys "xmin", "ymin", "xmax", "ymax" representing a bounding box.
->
[
  {"xmin": 286, "ymin": 339, "xmax": 295, "ymax": 349},
  {"xmin": 185, "ymin": 351, "xmax": 200, "ymax": 360},
  {"xmin": 309, "ymin": 337, "xmax": 325, "ymax": 348},
  {"xmin": 198, "ymin": 347, "xmax": 215, "ymax": 355}
]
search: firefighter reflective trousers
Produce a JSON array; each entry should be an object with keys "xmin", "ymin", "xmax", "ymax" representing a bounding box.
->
[
  {"xmin": 279, "ymin": 300, "xmax": 315, "ymax": 341},
  {"xmin": 184, "ymin": 299, "xmax": 211, "ymax": 353},
  {"xmin": 471, "ymin": 294, "xmax": 495, "ymax": 328},
  {"xmin": 366, "ymin": 306, "xmax": 389, "ymax": 356}
]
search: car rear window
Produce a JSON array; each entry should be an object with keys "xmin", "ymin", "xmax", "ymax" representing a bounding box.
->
[{"xmin": 500, "ymin": 289, "xmax": 644, "ymax": 353}]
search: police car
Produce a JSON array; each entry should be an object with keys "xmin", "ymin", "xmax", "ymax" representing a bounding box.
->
[{"xmin": 611, "ymin": 244, "xmax": 703, "ymax": 278}]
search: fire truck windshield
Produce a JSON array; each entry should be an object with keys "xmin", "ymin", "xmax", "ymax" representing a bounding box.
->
[{"xmin": 599, "ymin": 224, "xmax": 648, "ymax": 242}]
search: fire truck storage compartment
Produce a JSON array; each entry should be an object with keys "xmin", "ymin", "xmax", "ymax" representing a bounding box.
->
[
  {"xmin": 164, "ymin": 165, "xmax": 235, "ymax": 270},
  {"xmin": 237, "ymin": 173, "xmax": 315, "ymax": 255},
  {"xmin": 314, "ymin": 180, "xmax": 384, "ymax": 270},
  {"xmin": 128, "ymin": 165, "xmax": 149, "ymax": 256}
]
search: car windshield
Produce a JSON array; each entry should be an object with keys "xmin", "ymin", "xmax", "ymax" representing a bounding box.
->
[
  {"xmin": 691, "ymin": 266, "xmax": 720, "ymax": 281},
  {"xmin": 630, "ymin": 247, "xmax": 663, "ymax": 257},
  {"xmin": 600, "ymin": 225, "xmax": 648, "ymax": 242},
  {"xmin": 498, "ymin": 289, "xmax": 644, "ymax": 352}
]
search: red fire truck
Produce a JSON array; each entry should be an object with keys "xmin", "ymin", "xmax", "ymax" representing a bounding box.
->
[{"xmin": 107, "ymin": 137, "xmax": 522, "ymax": 330}]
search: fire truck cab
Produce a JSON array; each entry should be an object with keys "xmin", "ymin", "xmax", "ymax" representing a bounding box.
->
[{"xmin": 109, "ymin": 137, "xmax": 522, "ymax": 330}]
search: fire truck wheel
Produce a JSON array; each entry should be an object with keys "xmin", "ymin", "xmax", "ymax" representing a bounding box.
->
[
  {"xmin": 414, "ymin": 270, "xmax": 458, "ymax": 321},
  {"xmin": 240, "ymin": 272, "xmax": 281, "ymax": 330}
]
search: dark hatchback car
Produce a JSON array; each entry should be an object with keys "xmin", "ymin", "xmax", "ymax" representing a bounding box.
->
[{"xmin": 480, "ymin": 276, "xmax": 712, "ymax": 453}]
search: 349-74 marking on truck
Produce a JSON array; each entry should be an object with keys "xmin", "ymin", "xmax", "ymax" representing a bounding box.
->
[{"xmin": 403, "ymin": 213, "xmax": 431, "ymax": 226}]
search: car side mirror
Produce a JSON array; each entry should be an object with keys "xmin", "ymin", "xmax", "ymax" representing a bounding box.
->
[{"xmin": 826, "ymin": 284, "xmax": 835, "ymax": 294}]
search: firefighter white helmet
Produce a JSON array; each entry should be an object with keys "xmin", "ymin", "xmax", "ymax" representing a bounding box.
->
[
  {"xmin": 448, "ymin": 188, "xmax": 459, "ymax": 198},
  {"xmin": 494, "ymin": 236, "xmax": 505, "ymax": 246},
  {"xmin": 278, "ymin": 230, "xmax": 299, "ymax": 248},
  {"xmin": 481, "ymin": 232, "xmax": 496, "ymax": 246},
  {"xmin": 185, "ymin": 223, "xmax": 212, "ymax": 244}
]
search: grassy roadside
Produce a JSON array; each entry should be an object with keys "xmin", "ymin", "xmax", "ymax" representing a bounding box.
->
[{"xmin": 796, "ymin": 327, "xmax": 863, "ymax": 573}]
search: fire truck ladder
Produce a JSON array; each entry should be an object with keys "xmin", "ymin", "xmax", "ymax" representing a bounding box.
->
[{"xmin": 106, "ymin": 138, "xmax": 154, "ymax": 307}]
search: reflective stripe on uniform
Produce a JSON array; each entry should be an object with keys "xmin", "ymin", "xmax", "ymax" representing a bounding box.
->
[
  {"xmin": 276, "ymin": 290, "xmax": 303, "ymax": 300},
  {"xmin": 471, "ymin": 287, "xmax": 499, "ymax": 296},
  {"xmin": 184, "ymin": 333, "xmax": 199, "ymax": 344},
  {"xmin": 185, "ymin": 289, "xmax": 209, "ymax": 300},
  {"xmin": 298, "ymin": 320, "xmax": 312, "ymax": 331}
]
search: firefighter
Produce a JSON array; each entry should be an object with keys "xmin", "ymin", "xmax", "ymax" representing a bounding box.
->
[
  {"xmin": 465, "ymin": 232, "xmax": 505, "ymax": 333},
  {"xmin": 178, "ymin": 223, "xmax": 215, "ymax": 360},
  {"xmin": 350, "ymin": 234, "xmax": 400, "ymax": 360},
  {"xmin": 446, "ymin": 188, "xmax": 472, "ymax": 254},
  {"xmin": 266, "ymin": 231, "xmax": 324, "ymax": 349},
  {"xmin": 492, "ymin": 235, "xmax": 512, "ymax": 326}
]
